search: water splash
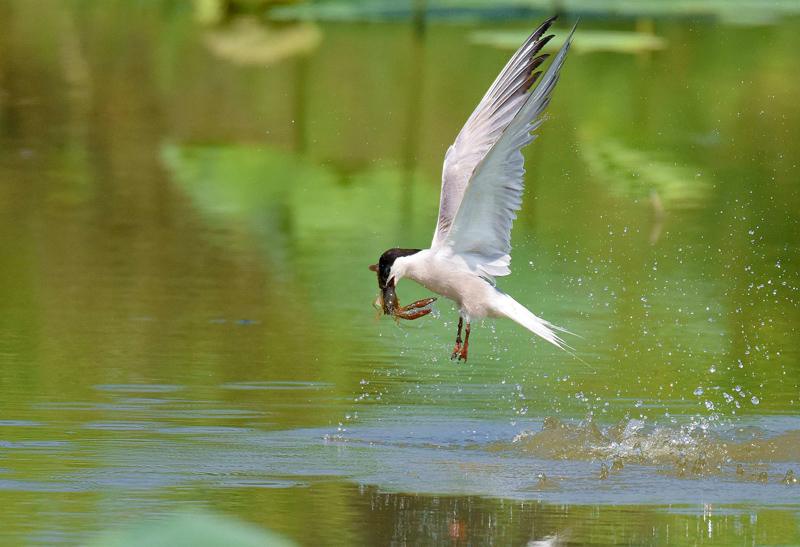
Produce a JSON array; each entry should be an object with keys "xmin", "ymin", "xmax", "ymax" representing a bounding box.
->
[{"xmin": 496, "ymin": 415, "xmax": 800, "ymax": 466}]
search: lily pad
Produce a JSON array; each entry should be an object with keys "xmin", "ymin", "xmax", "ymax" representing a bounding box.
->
[
  {"xmin": 470, "ymin": 29, "xmax": 668, "ymax": 55},
  {"xmin": 89, "ymin": 510, "xmax": 298, "ymax": 547}
]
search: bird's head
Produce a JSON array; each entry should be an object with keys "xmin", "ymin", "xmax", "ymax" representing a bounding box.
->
[{"xmin": 369, "ymin": 248, "xmax": 421, "ymax": 315}]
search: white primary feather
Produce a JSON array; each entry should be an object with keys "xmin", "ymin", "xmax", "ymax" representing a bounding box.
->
[
  {"xmin": 439, "ymin": 23, "xmax": 576, "ymax": 281},
  {"xmin": 431, "ymin": 16, "xmax": 559, "ymax": 250}
]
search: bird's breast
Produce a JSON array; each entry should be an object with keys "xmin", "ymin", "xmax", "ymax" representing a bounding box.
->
[{"xmin": 405, "ymin": 255, "xmax": 497, "ymax": 319}]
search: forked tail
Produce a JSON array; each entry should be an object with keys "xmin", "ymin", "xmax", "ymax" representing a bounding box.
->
[{"xmin": 495, "ymin": 291, "xmax": 570, "ymax": 351}]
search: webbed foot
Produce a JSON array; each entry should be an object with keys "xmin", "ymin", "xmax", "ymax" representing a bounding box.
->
[
  {"xmin": 451, "ymin": 340, "xmax": 462, "ymax": 360},
  {"xmin": 453, "ymin": 322, "xmax": 470, "ymax": 361}
]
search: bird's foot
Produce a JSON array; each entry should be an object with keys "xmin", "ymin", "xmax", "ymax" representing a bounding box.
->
[
  {"xmin": 394, "ymin": 298, "xmax": 437, "ymax": 321},
  {"xmin": 451, "ymin": 339, "xmax": 463, "ymax": 361},
  {"xmin": 451, "ymin": 338, "xmax": 468, "ymax": 361}
]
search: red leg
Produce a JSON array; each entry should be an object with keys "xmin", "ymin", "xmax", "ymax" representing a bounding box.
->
[
  {"xmin": 458, "ymin": 322, "xmax": 471, "ymax": 361},
  {"xmin": 451, "ymin": 316, "xmax": 463, "ymax": 360}
]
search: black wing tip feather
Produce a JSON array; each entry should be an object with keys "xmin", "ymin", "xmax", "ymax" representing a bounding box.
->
[
  {"xmin": 530, "ymin": 52, "xmax": 550, "ymax": 70},
  {"xmin": 508, "ymin": 17, "xmax": 577, "ymax": 103},
  {"xmin": 528, "ymin": 17, "xmax": 556, "ymax": 50},
  {"xmin": 534, "ymin": 15, "xmax": 580, "ymax": 57},
  {"xmin": 535, "ymin": 15, "xmax": 558, "ymax": 37},
  {"xmin": 515, "ymin": 15, "xmax": 556, "ymax": 58},
  {"xmin": 510, "ymin": 27, "xmax": 557, "ymax": 100},
  {"xmin": 524, "ymin": 70, "xmax": 543, "ymax": 93}
]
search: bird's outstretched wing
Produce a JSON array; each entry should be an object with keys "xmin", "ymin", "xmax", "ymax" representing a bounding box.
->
[
  {"xmin": 436, "ymin": 22, "xmax": 576, "ymax": 280},
  {"xmin": 431, "ymin": 16, "xmax": 558, "ymax": 250}
]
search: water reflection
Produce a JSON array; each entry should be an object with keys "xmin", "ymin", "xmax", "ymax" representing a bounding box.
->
[{"xmin": 0, "ymin": 1, "xmax": 799, "ymax": 545}]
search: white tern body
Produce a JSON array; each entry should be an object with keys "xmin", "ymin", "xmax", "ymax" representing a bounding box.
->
[{"xmin": 375, "ymin": 16, "xmax": 577, "ymax": 357}]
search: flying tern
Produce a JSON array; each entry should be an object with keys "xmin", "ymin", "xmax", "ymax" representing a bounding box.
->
[{"xmin": 370, "ymin": 16, "xmax": 576, "ymax": 361}]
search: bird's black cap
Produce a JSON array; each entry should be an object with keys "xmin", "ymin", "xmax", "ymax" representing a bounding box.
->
[{"xmin": 369, "ymin": 248, "xmax": 421, "ymax": 289}]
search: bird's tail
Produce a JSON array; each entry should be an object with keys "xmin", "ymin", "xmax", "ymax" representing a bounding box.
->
[{"xmin": 494, "ymin": 291, "xmax": 570, "ymax": 351}]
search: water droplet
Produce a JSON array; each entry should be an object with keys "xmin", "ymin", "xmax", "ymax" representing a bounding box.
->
[
  {"xmin": 751, "ymin": 396, "xmax": 760, "ymax": 405},
  {"xmin": 694, "ymin": 386, "xmax": 704, "ymax": 396}
]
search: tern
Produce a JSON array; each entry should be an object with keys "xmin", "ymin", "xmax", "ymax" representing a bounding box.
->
[{"xmin": 370, "ymin": 16, "xmax": 576, "ymax": 361}]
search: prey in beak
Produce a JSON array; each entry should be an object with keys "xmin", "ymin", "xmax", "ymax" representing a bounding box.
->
[
  {"xmin": 369, "ymin": 250, "xmax": 437, "ymax": 322},
  {"xmin": 369, "ymin": 263, "xmax": 399, "ymax": 316}
]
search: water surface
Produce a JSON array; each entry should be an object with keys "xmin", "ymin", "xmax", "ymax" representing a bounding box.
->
[{"xmin": 0, "ymin": 2, "xmax": 798, "ymax": 545}]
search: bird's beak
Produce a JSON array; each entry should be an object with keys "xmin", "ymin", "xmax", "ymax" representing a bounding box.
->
[
  {"xmin": 369, "ymin": 263, "xmax": 397, "ymax": 316},
  {"xmin": 381, "ymin": 279, "xmax": 398, "ymax": 316}
]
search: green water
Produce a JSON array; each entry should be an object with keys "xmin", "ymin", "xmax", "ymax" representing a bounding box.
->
[{"xmin": 1, "ymin": 1, "xmax": 799, "ymax": 545}]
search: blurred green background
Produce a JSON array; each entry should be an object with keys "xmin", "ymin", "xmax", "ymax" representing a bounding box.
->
[{"xmin": 0, "ymin": 0, "xmax": 798, "ymax": 545}]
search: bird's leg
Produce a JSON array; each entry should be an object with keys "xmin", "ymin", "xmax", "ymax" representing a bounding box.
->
[
  {"xmin": 458, "ymin": 322, "xmax": 471, "ymax": 362},
  {"xmin": 394, "ymin": 297, "xmax": 437, "ymax": 322},
  {"xmin": 451, "ymin": 317, "xmax": 463, "ymax": 360}
]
